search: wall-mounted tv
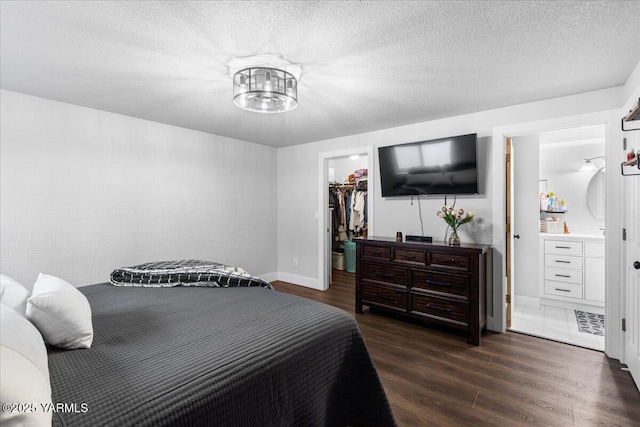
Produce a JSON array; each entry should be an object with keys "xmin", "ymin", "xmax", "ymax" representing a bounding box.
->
[{"xmin": 379, "ymin": 133, "xmax": 479, "ymax": 196}]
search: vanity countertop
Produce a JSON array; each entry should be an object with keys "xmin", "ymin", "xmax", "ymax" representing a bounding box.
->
[{"xmin": 539, "ymin": 233, "xmax": 604, "ymax": 242}]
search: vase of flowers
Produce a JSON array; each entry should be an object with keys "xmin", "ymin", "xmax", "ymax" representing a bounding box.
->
[{"xmin": 437, "ymin": 206, "xmax": 474, "ymax": 245}]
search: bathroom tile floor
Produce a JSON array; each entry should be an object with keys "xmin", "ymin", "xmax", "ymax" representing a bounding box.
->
[{"xmin": 510, "ymin": 305, "xmax": 604, "ymax": 351}]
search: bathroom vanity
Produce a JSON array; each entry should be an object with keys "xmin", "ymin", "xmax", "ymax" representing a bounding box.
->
[{"xmin": 539, "ymin": 233, "xmax": 605, "ymax": 312}]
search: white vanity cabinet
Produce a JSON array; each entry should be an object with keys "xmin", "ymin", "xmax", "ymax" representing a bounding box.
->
[
  {"xmin": 584, "ymin": 242, "xmax": 605, "ymax": 303},
  {"xmin": 540, "ymin": 235, "xmax": 605, "ymax": 309}
]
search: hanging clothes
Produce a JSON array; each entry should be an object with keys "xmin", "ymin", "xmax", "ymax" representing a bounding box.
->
[
  {"xmin": 350, "ymin": 191, "xmax": 367, "ymax": 234},
  {"xmin": 328, "ymin": 188, "xmax": 341, "ymax": 243},
  {"xmin": 330, "ymin": 174, "xmax": 368, "ymax": 241},
  {"xmin": 342, "ymin": 190, "xmax": 349, "ymax": 229},
  {"xmin": 338, "ymin": 190, "xmax": 346, "ymax": 227},
  {"xmin": 329, "ymin": 186, "xmax": 353, "ymax": 246}
]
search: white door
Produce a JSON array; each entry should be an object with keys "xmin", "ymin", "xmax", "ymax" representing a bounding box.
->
[
  {"xmin": 511, "ymin": 135, "xmax": 541, "ymax": 314},
  {"xmin": 623, "ymin": 138, "xmax": 640, "ymax": 390}
]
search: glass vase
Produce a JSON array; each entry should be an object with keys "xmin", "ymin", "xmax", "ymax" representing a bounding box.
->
[{"xmin": 448, "ymin": 227, "xmax": 460, "ymax": 245}]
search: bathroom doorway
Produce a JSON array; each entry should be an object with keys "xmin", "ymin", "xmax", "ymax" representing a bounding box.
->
[{"xmin": 509, "ymin": 124, "xmax": 607, "ymax": 350}]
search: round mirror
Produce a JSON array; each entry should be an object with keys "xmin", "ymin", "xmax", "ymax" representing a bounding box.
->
[{"xmin": 586, "ymin": 168, "xmax": 605, "ymax": 221}]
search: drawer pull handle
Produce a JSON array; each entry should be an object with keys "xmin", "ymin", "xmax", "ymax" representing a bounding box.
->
[
  {"xmin": 426, "ymin": 304, "xmax": 451, "ymax": 312},
  {"xmin": 426, "ymin": 280, "xmax": 451, "ymax": 287},
  {"xmin": 555, "ymin": 274, "xmax": 572, "ymax": 278},
  {"xmin": 555, "ymin": 246, "xmax": 571, "ymax": 249},
  {"xmin": 403, "ymin": 255, "xmax": 417, "ymax": 260},
  {"xmin": 377, "ymin": 295, "xmax": 394, "ymax": 301},
  {"xmin": 555, "ymin": 288, "xmax": 571, "ymax": 292},
  {"xmin": 374, "ymin": 272, "xmax": 395, "ymax": 279},
  {"xmin": 555, "ymin": 260, "xmax": 571, "ymax": 264}
]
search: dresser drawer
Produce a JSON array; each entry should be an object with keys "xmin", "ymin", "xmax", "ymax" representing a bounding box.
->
[
  {"xmin": 544, "ymin": 267, "xmax": 582, "ymax": 284},
  {"xmin": 361, "ymin": 245, "xmax": 391, "ymax": 260},
  {"xmin": 427, "ymin": 251, "xmax": 470, "ymax": 271},
  {"xmin": 544, "ymin": 280, "xmax": 583, "ymax": 299},
  {"xmin": 544, "ymin": 254, "xmax": 582, "ymax": 270},
  {"xmin": 410, "ymin": 293, "xmax": 468, "ymax": 325},
  {"xmin": 362, "ymin": 283, "xmax": 407, "ymax": 310},
  {"xmin": 412, "ymin": 270, "xmax": 469, "ymax": 299},
  {"xmin": 362, "ymin": 262, "xmax": 408, "ymax": 285},
  {"xmin": 393, "ymin": 248, "xmax": 426, "ymax": 264},
  {"xmin": 544, "ymin": 240, "xmax": 583, "ymax": 256}
]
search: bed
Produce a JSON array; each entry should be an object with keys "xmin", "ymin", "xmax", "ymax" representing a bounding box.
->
[{"xmin": 46, "ymin": 281, "xmax": 396, "ymax": 426}]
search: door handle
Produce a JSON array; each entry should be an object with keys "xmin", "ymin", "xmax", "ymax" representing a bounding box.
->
[
  {"xmin": 634, "ymin": 261, "xmax": 640, "ymax": 270},
  {"xmin": 514, "ymin": 234, "xmax": 520, "ymax": 239}
]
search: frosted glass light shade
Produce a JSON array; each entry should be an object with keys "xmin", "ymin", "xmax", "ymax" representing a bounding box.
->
[{"xmin": 579, "ymin": 159, "xmax": 598, "ymax": 172}]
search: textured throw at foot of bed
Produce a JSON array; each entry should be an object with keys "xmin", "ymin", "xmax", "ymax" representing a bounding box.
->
[{"xmin": 110, "ymin": 259, "xmax": 271, "ymax": 288}]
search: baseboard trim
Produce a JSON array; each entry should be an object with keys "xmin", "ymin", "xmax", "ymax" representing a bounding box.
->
[{"xmin": 276, "ymin": 272, "xmax": 322, "ymax": 290}]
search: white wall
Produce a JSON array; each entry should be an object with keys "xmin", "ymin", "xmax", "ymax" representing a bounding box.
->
[
  {"xmin": 623, "ymin": 60, "xmax": 640, "ymax": 107},
  {"xmin": 277, "ymin": 87, "xmax": 623, "ymax": 290},
  {"xmin": 0, "ymin": 90, "xmax": 278, "ymax": 288},
  {"xmin": 278, "ymin": 88, "xmax": 626, "ymax": 335}
]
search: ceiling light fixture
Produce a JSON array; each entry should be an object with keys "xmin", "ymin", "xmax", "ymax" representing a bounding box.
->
[{"xmin": 233, "ymin": 67, "xmax": 297, "ymax": 113}]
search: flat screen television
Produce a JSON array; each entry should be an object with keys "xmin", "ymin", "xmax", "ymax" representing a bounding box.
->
[{"xmin": 379, "ymin": 133, "xmax": 479, "ymax": 196}]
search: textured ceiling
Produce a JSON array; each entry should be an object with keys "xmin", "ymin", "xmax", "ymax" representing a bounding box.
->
[{"xmin": 1, "ymin": 1, "xmax": 639, "ymax": 147}]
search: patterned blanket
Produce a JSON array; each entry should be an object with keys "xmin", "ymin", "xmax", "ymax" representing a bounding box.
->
[{"xmin": 110, "ymin": 260, "xmax": 272, "ymax": 289}]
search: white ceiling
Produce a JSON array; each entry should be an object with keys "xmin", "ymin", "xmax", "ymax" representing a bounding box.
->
[{"xmin": 1, "ymin": 1, "xmax": 639, "ymax": 148}]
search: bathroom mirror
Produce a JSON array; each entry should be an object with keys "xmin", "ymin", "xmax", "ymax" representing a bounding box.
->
[{"xmin": 586, "ymin": 168, "xmax": 605, "ymax": 221}]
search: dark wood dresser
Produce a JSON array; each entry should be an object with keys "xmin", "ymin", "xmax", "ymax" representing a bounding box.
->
[{"xmin": 355, "ymin": 236, "xmax": 490, "ymax": 345}]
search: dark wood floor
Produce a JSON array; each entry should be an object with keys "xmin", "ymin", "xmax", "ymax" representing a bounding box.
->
[{"xmin": 273, "ymin": 269, "xmax": 640, "ymax": 426}]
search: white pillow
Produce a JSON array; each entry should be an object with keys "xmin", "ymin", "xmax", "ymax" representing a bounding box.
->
[
  {"xmin": 0, "ymin": 303, "xmax": 52, "ymax": 427},
  {"xmin": 0, "ymin": 274, "xmax": 30, "ymax": 317},
  {"xmin": 26, "ymin": 273, "xmax": 93, "ymax": 349}
]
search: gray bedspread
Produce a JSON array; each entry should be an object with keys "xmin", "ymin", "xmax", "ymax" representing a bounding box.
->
[{"xmin": 47, "ymin": 284, "xmax": 396, "ymax": 427}]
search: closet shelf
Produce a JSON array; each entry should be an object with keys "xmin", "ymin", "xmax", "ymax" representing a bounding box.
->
[{"xmin": 329, "ymin": 182, "xmax": 368, "ymax": 190}]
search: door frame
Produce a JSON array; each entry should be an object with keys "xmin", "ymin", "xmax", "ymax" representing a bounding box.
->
[
  {"xmin": 505, "ymin": 137, "xmax": 513, "ymax": 329},
  {"xmin": 491, "ymin": 110, "xmax": 623, "ymax": 359},
  {"xmin": 318, "ymin": 146, "xmax": 375, "ymax": 291}
]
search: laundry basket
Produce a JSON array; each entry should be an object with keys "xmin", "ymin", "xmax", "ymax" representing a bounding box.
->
[
  {"xmin": 332, "ymin": 251, "xmax": 345, "ymax": 270},
  {"xmin": 343, "ymin": 240, "xmax": 356, "ymax": 273}
]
